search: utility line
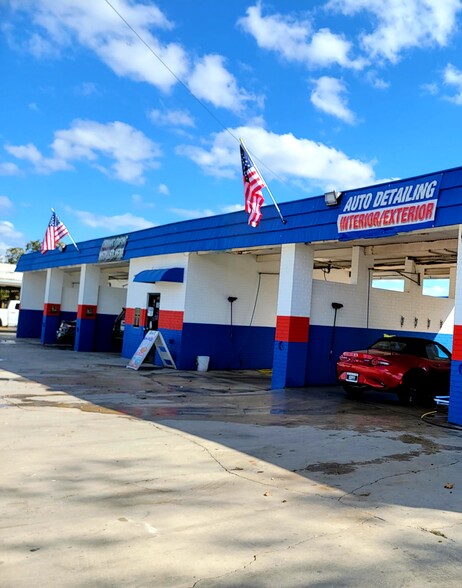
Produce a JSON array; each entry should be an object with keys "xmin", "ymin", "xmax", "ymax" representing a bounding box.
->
[
  {"xmin": 103, "ymin": 0, "xmax": 239, "ymax": 144},
  {"xmin": 102, "ymin": 0, "xmax": 304, "ymax": 198}
]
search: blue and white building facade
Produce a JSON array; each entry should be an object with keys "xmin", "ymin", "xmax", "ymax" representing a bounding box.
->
[{"xmin": 16, "ymin": 165, "xmax": 462, "ymax": 424}]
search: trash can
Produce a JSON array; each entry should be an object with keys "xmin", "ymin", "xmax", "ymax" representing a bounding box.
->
[{"xmin": 196, "ymin": 356, "xmax": 210, "ymax": 371}]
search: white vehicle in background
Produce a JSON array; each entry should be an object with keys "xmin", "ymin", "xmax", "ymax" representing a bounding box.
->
[{"xmin": 0, "ymin": 300, "xmax": 20, "ymax": 327}]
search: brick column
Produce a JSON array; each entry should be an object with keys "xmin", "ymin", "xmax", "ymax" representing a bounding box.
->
[
  {"xmin": 41, "ymin": 268, "xmax": 64, "ymax": 344},
  {"xmin": 75, "ymin": 265, "xmax": 100, "ymax": 352},
  {"xmin": 272, "ymin": 243, "xmax": 314, "ymax": 388},
  {"xmin": 449, "ymin": 225, "xmax": 462, "ymax": 425}
]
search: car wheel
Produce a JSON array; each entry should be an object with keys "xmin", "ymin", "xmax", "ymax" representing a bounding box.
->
[
  {"xmin": 398, "ymin": 372, "xmax": 426, "ymax": 406},
  {"xmin": 342, "ymin": 383, "xmax": 363, "ymax": 400}
]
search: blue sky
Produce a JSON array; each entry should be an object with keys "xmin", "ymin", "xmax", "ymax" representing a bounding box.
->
[{"xmin": 3, "ymin": 0, "xmax": 462, "ymax": 257}]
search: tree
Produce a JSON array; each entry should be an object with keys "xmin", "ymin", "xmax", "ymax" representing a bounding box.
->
[
  {"xmin": 4, "ymin": 248, "xmax": 24, "ymax": 264},
  {"xmin": 25, "ymin": 240, "xmax": 41, "ymax": 253},
  {"xmin": 4, "ymin": 240, "xmax": 41, "ymax": 264}
]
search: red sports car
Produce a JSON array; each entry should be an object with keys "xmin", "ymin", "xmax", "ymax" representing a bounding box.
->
[{"xmin": 337, "ymin": 336, "xmax": 451, "ymax": 404}]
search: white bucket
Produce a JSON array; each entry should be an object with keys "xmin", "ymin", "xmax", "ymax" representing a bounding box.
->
[{"xmin": 196, "ymin": 355, "xmax": 210, "ymax": 371}]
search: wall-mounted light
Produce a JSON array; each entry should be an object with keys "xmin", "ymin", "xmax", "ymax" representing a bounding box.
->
[
  {"xmin": 414, "ymin": 317, "xmax": 418, "ymax": 328},
  {"xmin": 427, "ymin": 318, "xmax": 431, "ymax": 329},
  {"xmin": 324, "ymin": 190, "xmax": 342, "ymax": 206},
  {"xmin": 228, "ymin": 297, "xmax": 238, "ymax": 331},
  {"xmin": 400, "ymin": 316, "xmax": 405, "ymax": 327}
]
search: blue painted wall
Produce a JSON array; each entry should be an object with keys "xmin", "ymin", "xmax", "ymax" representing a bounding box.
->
[
  {"xmin": 17, "ymin": 309, "xmax": 42, "ymax": 338},
  {"xmin": 449, "ymin": 361, "xmax": 462, "ymax": 424},
  {"xmin": 173, "ymin": 323, "xmax": 275, "ymax": 370},
  {"xmin": 94, "ymin": 313, "xmax": 120, "ymax": 352}
]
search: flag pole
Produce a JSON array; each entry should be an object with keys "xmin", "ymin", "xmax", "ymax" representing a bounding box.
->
[
  {"xmin": 240, "ymin": 139, "xmax": 287, "ymax": 225},
  {"xmin": 51, "ymin": 208, "xmax": 80, "ymax": 252}
]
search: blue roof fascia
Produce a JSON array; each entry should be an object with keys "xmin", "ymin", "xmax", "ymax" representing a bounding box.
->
[{"xmin": 16, "ymin": 164, "xmax": 462, "ymax": 274}]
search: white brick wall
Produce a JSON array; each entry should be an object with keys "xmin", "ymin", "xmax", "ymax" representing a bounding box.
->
[
  {"xmin": 20, "ymin": 272, "xmax": 46, "ymax": 310},
  {"xmin": 311, "ymin": 279, "xmax": 454, "ymax": 334},
  {"xmin": 185, "ymin": 253, "xmax": 279, "ymax": 326},
  {"xmin": 97, "ymin": 286, "xmax": 127, "ymax": 315},
  {"xmin": 127, "ymin": 253, "xmax": 188, "ymax": 310}
]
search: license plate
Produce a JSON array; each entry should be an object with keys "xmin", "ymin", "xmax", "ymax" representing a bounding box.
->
[{"xmin": 346, "ymin": 372, "xmax": 359, "ymax": 383}]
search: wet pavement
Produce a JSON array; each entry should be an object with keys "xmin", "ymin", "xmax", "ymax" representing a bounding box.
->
[{"xmin": 1, "ymin": 332, "xmax": 462, "ymax": 587}]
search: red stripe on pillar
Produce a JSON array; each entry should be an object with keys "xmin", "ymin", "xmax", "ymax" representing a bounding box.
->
[
  {"xmin": 158, "ymin": 310, "xmax": 184, "ymax": 330},
  {"xmin": 43, "ymin": 303, "xmax": 61, "ymax": 316},
  {"xmin": 125, "ymin": 308, "xmax": 135, "ymax": 325},
  {"xmin": 125, "ymin": 308, "xmax": 147, "ymax": 327},
  {"xmin": 453, "ymin": 325, "xmax": 462, "ymax": 360},
  {"xmin": 77, "ymin": 305, "xmax": 97, "ymax": 319},
  {"xmin": 275, "ymin": 316, "xmax": 310, "ymax": 343}
]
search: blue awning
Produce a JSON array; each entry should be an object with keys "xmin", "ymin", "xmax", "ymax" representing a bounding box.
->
[{"xmin": 133, "ymin": 267, "xmax": 184, "ymax": 283}]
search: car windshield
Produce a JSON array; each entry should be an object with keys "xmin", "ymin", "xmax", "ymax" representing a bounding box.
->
[
  {"xmin": 370, "ymin": 339, "xmax": 408, "ymax": 353},
  {"xmin": 369, "ymin": 337, "xmax": 451, "ymax": 359}
]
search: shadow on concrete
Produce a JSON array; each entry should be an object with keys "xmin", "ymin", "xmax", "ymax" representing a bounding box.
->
[{"xmin": 2, "ymin": 335, "xmax": 462, "ymax": 586}]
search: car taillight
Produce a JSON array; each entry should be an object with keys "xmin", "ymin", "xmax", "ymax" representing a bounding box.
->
[
  {"xmin": 370, "ymin": 358, "xmax": 391, "ymax": 366},
  {"xmin": 339, "ymin": 354, "xmax": 350, "ymax": 362}
]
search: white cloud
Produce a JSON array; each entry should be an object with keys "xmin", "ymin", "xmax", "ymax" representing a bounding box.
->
[
  {"xmin": 311, "ymin": 77, "xmax": 356, "ymax": 124},
  {"xmin": 68, "ymin": 208, "xmax": 155, "ymax": 231},
  {"xmin": 132, "ymin": 194, "xmax": 155, "ymax": 209},
  {"xmin": 5, "ymin": 143, "xmax": 71, "ymax": 173},
  {"xmin": 0, "ymin": 221, "xmax": 24, "ymax": 258},
  {"xmin": 149, "ymin": 109, "xmax": 195, "ymax": 127},
  {"xmin": 9, "ymin": 0, "xmax": 183, "ymax": 92},
  {"xmin": 179, "ymin": 126, "xmax": 377, "ymax": 192},
  {"xmin": 0, "ymin": 196, "xmax": 13, "ymax": 213},
  {"xmin": 0, "ymin": 162, "xmax": 21, "ymax": 176},
  {"xmin": 327, "ymin": 0, "xmax": 462, "ymax": 63},
  {"xmin": 74, "ymin": 82, "xmax": 100, "ymax": 96},
  {"xmin": 421, "ymin": 82, "xmax": 439, "ymax": 95},
  {"xmin": 6, "ymin": 120, "xmax": 162, "ymax": 183},
  {"xmin": 7, "ymin": 0, "xmax": 259, "ymax": 114},
  {"xmin": 443, "ymin": 63, "xmax": 462, "ymax": 103},
  {"xmin": 169, "ymin": 207, "xmax": 215, "ymax": 219},
  {"xmin": 238, "ymin": 4, "xmax": 362, "ymax": 69},
  {"xmin": 221, "ymin": 204, "xmax": 244, "ymax": 213},
  {"xmin": 158, "ymin": 183, "xmax": 169, "ymax": 195},
  {"xmin": 188, "ymin": 54, "xmax": 257, "ymax": 114}
]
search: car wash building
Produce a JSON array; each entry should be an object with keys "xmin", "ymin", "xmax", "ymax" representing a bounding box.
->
[{"xmin": 15, "ymin": 164, "xmax": 462, "ymax": 425}]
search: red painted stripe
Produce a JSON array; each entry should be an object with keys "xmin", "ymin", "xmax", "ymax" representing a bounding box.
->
[
  {"xmin": 158, "ymin": 310, "xmax": 184, "ymax": 330},
  {"xmin": 275, "ymin": 315, "xmax": 310, "ymax": 343},
  {"xmin": 77, "ymin": 304, "xmax": 97, "ymax": 320},
  {"xmin": 125, "ymin": 308, "xmax": 147, "ymax": 327},
  {"xmin": 43, "ymin": 303, "xmax": 61, "ymax": 316},
  {"xmin": 453, "ymin": 325, "xmax": 462, "ymax": 361}
]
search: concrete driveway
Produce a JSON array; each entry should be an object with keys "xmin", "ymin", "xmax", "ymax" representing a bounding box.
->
[{"xmin": 1, "ymin": 333, "xmax": 462, "ymax": 587}]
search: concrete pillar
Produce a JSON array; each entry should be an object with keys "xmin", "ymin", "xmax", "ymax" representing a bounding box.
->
[
  {"xmin": 449, "ymin": 266, "xmax": 457, "ymax": 300},
  {"xmin": 403, "ymin": 258, "xmax": 421, "ymax": 294},
  {"xmin": 350, "ymin": 246, "xmax": 372, "ymax": 286},
  {"xmin": 272, "ymin": 243, "xmax": 314, "ymax": 388},
  {"xmin": 449, "ymin": 226, "xmax": 462, "ymax": 425},
  {"xmin": 17, "ymin": 271, "xmax": 47, "ymax": 338},
  {"xmin": 41, "ymin": 268, "xmax": 64, "ymax": 344},
  {"xmin": 350, "ymin": 246, "xmax": 374, "ymax": 328},
  {"xmin": 75, "ymin": 265, "xmax": 100, "ymax": 351}
]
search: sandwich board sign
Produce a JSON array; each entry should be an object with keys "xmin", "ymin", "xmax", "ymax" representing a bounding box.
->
[{"xmin": 126, "ymin": 330, "xmax": 176, "ymax": 370}]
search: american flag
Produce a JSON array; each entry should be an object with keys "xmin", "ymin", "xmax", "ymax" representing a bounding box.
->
[
  {"xmin": 41, "ymin": 211, "xmax": 69, "ymax": 254},
  {"xmin": 240, "ymin": 144, "xmax": 266, "ymax": 228}
]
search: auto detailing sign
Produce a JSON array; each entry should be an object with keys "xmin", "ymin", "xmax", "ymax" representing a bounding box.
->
[{"xmin": 337, "ymin": 174, "xmax": 442, "ymax": 240}]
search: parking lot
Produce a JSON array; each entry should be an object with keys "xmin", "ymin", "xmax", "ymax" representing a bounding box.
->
[{"xmin": 1, "ymin": 332, "xmax": 462, "ymax": 587}]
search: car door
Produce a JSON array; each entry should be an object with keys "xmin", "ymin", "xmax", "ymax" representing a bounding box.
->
[{"xmin": 425, "ymin": 342, "xmax": 451, "ymax": 392}]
